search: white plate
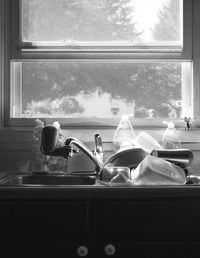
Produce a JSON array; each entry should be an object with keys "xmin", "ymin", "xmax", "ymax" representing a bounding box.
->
[{"xmin": 96, "ymin": 179, "xmax": 133, "ymax": 187}]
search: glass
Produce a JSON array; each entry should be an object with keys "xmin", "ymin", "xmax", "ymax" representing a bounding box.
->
[
  {"xmin": 11, "ymin": 61, "xmax": 189, "ymax": 119},
  {"xmin": 109, "ymin": 166, "xmax": 131, "ymax": 182},
  {"xmin": 100, "ymin": 164, "xmax": 131, "ymax": 183},
  {"xmin": 21, "ymin": 0, "xmax": 182, "ymax": 45}
]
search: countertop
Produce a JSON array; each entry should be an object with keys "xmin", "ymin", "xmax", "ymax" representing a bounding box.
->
[
  {"xmin": 0, "ymin": 171, "xmax": 200, "ymax": 199},
  {"xmin": 0, "ymin": 184, "xmax": 200, "ymax": 199}
]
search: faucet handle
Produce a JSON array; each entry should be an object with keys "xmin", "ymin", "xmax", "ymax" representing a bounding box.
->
[{"xmin": 94, "ymin": 134, "xmax": 104, "ymax": 162}]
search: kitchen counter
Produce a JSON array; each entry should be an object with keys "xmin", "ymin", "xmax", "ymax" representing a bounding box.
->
[
  {"xmin": 0, "ymin": 183, "xmax": 200, "ymax": 199},
  {"xmin": 0, "ymin": 170, "xmax": 200, "ymax": 200}
]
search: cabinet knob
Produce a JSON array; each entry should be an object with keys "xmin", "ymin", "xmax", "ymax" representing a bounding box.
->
[
  {"xmin": 104, "ymin": 244, "xmax": 116, "ymax": 256},
  {"xmin": 77, "ymin": 245, "xmax": 88, "ymax": 257}
]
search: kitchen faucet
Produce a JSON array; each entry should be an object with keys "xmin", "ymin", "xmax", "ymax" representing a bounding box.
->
[
  {"xmin": 40, "ymin": 125, "xmax": 103, "ymax": 175},
  {"xmin": 65, "ymin": 136, "xmax": 103, "ymax": 174}
]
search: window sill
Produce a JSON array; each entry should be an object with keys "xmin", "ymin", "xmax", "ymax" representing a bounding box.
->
[
  {"xmin": 6, "ymin": 117, "xmax": 193, "ymax": 128},
  {"xmin": 0, "ymin": 126, "xmax": 200, "ymax": 150}
]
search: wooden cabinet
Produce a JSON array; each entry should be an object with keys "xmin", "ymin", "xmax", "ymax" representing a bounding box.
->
[
  {"xmin": 0, "ymin": 199, "xmax": 89, "ymax": 256},
  {"xmin": 91, "ymin": 198, "xmax": 200, "ymax": 257},
  {"xmin": 0, "ymin": 195, "xmax": 200, "ymax": 257}
]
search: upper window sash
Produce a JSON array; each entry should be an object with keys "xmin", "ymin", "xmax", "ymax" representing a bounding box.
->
[{"xmin": 10, "ymin": 0, "xmax": 192, "ymax": 60}]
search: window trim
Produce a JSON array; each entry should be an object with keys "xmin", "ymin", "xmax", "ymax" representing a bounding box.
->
[
  {"xmin": 1, "ymin": 0, "xmax": 11, "ymax": 129},
  {"xmin": 0, "ymin": 0, "xmax": 4, "ymax": 129},
  {"xmin": 1, "ymin": 0, "xmax": 199, "ymax": 129},
  {"xmin": 192, "ymin": 0, "xmax": 200, "ymax": 121}
]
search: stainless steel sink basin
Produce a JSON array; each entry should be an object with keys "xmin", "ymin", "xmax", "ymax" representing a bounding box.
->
[{"xmin": 0, "ymin": 173, "xmax": 96, "ymax": 186}]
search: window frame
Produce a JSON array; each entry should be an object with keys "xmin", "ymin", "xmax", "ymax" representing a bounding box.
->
[
  {"xmin": 1, "ymin": 0, "xmax": 199, "ymax": 129},
  {"xmin": 11, "ymin": 0, "xmax": 192, "ymax": 60},
  {"xmin": 9, "ymin": 58, "xmax": 193, "ymax": 128}
]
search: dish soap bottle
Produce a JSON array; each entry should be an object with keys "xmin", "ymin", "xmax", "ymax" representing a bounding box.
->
[
  {"xmin": 113, "ymin": 114, "xmax": 136, "ymax": 152},
  {"xmin": 161, "ymin": 121, "xmax": 181, "ymax": 149}
]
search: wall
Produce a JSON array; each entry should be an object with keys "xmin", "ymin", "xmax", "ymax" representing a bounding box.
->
[{"xmin": 0, "ymin": 128, "xmax": 199, "ymax": 176}]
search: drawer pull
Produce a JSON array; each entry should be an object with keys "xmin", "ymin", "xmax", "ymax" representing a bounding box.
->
[
  {"xmin": 77, "ymin": 245, "xmax": 88, "ymax": 257},
  {"xmin": 104, "ymin": 244, "xmax": 116, "ymax": 256}
]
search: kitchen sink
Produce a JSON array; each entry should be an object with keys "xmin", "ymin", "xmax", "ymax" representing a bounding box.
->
[{"xmin": 0, "ymin": 172, "xmax": 97, "ymax": 186}]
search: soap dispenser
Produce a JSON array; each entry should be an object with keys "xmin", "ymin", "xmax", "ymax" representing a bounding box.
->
[
  {"xmin": 113, "ymin": 114, "xmax": 136, "ymax": 152},
  {"xmin": 161, "ymin": 121, "xmax": 181, "ymax": 149}
]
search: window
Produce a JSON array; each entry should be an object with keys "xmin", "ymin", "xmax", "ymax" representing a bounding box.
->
[
  {"xmin": 3, "ymin": 0, "xmax": 198, "ymax": 128},
  {"xmin": 21, "ymin": 0, "xmax": 183, "ymax": 47},
  {"xmin": 11, "ymin": 60, "xmax": 192, "ymax": 121}
]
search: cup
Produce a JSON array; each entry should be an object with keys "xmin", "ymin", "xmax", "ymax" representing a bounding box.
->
[{"xmin": 109, "ymin": 166, "xmax": 131, "ymax": 180}]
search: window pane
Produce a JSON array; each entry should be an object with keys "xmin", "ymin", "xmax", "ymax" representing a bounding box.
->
[
  {"xmin": 21, "ymin": 0, "xmax": 182, "ymax": 45},
  {"xmin": 11, "ymin": 61, "xmax": 191, "ymax": 120}
]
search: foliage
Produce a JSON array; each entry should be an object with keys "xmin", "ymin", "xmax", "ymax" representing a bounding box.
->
[
  {"xmin": 23, "ymin": 0, "xmax": 140, "ymax": 41},
  {"xmin": 24, "ymin": 96, "xmax": 84, "ymax": 117},
  {"xmin": 152, "ymin": 0, "xmax": 181, "ymax": 41},
  {"xmin": 21, "ymin": 0, "xmax": 182, "ymax": 119}
]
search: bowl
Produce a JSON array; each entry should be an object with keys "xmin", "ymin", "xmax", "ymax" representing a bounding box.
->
[{"xmin": 104, "ymin": 147, "xmax": 147, "ymax": 169}]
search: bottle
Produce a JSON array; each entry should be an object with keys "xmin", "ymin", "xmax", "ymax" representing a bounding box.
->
[
  {"xmin": 33, "ymin": 118, "xmax": 45, "ymax": 142},
  {"xmin": 113, "ymin": 114, "xmax": 136, "ymax": 152},
  {"xmin": 48, "ymin": 121, "xmax": 67, "ymax": 173},
  {"xmin": 161, "ymin": 121, "xmax": 181, "ymax": 149},
  {"xmin": 29, "ymin": 119, "xmax": 49, "ymax": 173}
]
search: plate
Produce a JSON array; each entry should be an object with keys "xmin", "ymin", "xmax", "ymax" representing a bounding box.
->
[{"xmin": 96, "ymin": 179, "xmax": 133, "ymax": 187}]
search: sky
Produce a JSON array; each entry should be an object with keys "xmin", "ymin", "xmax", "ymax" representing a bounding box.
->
[{"xmin": 132, "ymin": 0, "xmax": 166, "ymax": 40}]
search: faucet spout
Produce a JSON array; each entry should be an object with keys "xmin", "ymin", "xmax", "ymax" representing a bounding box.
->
[{"xmin": 65, "ymin": 137, "xmax": 103, "ymax": 174}]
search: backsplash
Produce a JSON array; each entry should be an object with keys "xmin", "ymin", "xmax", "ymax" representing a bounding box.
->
[{"xmin": 0, "ymin": 128, "xmax": 200, "ymax": 175}]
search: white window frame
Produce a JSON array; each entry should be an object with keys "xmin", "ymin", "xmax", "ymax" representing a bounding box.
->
[
  {"xmin": 1, "ymin": 0, "xmax": 199, "ymax": 130},
  {"xmin": 12, "ymin": 0, "xmax": 192, "ymax": 59}
]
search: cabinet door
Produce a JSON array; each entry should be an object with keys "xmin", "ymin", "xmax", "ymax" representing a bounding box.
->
[
  {"xmin": 0, "ymin": 199, "xmax": 89, "ymax": 256},
  {"xmin": 90, "ymin": 198, "xmax": 200, "ymax": 257},
  {"xmin": 96, "ymin": 198, "xmax": 200, "ymax": 242},
  {"xmin": 92, "ymin": 241, "xmax": 200, "ymax": 258}
]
